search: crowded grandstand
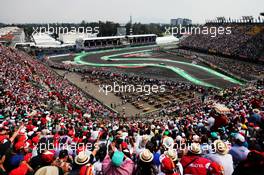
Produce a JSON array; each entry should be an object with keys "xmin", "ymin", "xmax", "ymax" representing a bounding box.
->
[
  {"xmin": 179, "ymin": 23, "xmax": 264, "ymax": 62},
  {"xmin": 0, "ymin": 4, "xmax": 264, "ymax": 175}
]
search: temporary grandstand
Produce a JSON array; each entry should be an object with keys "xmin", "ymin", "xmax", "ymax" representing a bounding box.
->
[
  {"xmin": 25, "ymin": 33, "xmax": 75, "ymax": 58},
  {"xmin": 76, "ymin": 34, "xmax": 157, "ymax": 51},
  {"xmin": 0, "ymin": 26, "xmax": 25, "ymax": 46},
  {"xmin": 76, "ymin": 36, "xmax": 126, "ymax": 50},
  {"xmin": 127, "ymin": 34, "xmax": 157, "ymax": 46}
]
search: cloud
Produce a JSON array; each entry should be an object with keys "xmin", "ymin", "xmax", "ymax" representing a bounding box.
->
[{"xmin": 0, "ymin": 0, "xmax": 263, "ymax": 24}]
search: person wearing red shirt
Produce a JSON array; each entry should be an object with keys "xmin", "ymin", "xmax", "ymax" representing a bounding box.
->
[{"xmin": 180, "ymin": 143, "xmax": 223, "ymax": 175}]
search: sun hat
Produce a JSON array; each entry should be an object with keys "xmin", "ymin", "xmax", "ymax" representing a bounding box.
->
[
  {"xmin": 139, "ymin": 135, "xmax": 149, "ymax": 147},
  {"xmin": 142, "ymin": 135, "xmax": 149, "ymax": 143},
  {"xmin": 34, "ymin": 166, "xmax": 59, "ymax": 175},
  {"xmin": 213, "ymin": 140, "xmax": 229, "ymax": 155},
  {"xmin": 234, "ymin": 133, "xmax": 245, "ymax": 143},
  {"xmin": 176, "ymin": 135, "xmax": 182, "ymax": 142},
  {"xmin": 253, "ymin": 109, "xmax": 260, "ymax": 114},
  {"xmin": 140, "ymin": 149, "xmax": 154, "ymax": 162},
  {"xmin": 163, "ymin": 137, "xmax": 174, "ymax": 149},
  {"xmin": 165, "ymin": 149, "xmax": 178, "ymax": 161},
  {"xmin": 113, "ymin": 125, "xmax": 119, "ymax": 131},
  {"xmin": 111, "ymin": 150, "xmax": 124, "ymax": 166},
  {"xmin": 192, "ymin": 135, "xmax": 200, "ymax": 142},
  {"xmin": 189, "ymin": 143, "xmax": 202, "ymax": 154},
  {"xmin": 75, "ymin": 151, "xmax": 90, "ymax": 165}
]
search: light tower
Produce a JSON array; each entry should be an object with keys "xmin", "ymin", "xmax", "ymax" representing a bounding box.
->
[{"xmin": 129, "ymin": 15, "xmax": 133, "ymax": 35}]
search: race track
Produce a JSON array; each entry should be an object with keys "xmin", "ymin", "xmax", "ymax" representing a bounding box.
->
[{"xmin": 50, "ymin": 46, "xmax": 244, "ymax": 89}]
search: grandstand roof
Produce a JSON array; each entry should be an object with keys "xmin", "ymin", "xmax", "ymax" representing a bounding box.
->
[
  {"xmin": 33, "ymin": 43, "xmax": 75, "ymax": 48},
  {"xmin": 59, "ymin": 32, "xmax": 97, "ymax": 44},
  {"xmin": 82, "ymin": 36, "xmax": 125, "ymax": 41},
  {"xmin": 32, "ymin": 33, "xmax": 61, "ymax": 46},
  {"xmin": 156, "ymin": 36, "xmax": 179, "ymax": 45},
  {"xmin": 81, "ymin": 34, "xmax": 157, "ymax": 41},
  {"xmin": 127, "ymin": 34, "xmax": 157, "ymax": 38}
]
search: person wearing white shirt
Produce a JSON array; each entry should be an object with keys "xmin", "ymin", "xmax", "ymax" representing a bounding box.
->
[{"xmin": 205, "ymin": 140, "xmax": 234, "ymax": 175}]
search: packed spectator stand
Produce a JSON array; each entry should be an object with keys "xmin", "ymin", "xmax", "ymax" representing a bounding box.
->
[
  {"xmin": 168, "ymin": 49, "xmax": 264, "ymax": 81},
  {"xmin": 180, "ymin": 23, "xmax": 264, "ymax": 62},
  {"xmin": 0, "ymin": 44, "xmax": 264, "ymax": 175}
]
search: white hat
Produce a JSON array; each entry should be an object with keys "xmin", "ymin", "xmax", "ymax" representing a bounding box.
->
[
  {"xmin": 20, "ymin": 128, "xmax": 26, "ymax": 134},
  {"xmin": 176, "ymin": 135, "xmax": 182, "ymax": 141},
  {"xmin": 253, "ymin": 109, "xmax": 260, "ymax": 114},
  {"xmin": 139, "ymin": 149, "xmax": 153, "ymax": 162},
  {"xmin": 165, "ymin": 149, "xmax": 178, "ymax": 161},
  {"xmin": 214, "ymin": 140, "xmax": 229, "ymax": 155},
  {"xmin": 141, "ymin": 135, "xmax": 149, "ymax": 145},
  {"xmin": 74, "ymin": 151, "xmax": 90, "ymax": 165},
  {"xmin": 235, "ymin": 133, "xmax": 245, "ymax": 142},
  {"xmin": 189, "ymin": 143, "xmax": 202, "ymax": 154},
  {"xmin": 34, "ymin": 166, "xmax": 59, "ymax": 175},
  {"xmin": 113, "ymin": 125, "xmax": 119, "ymax": 131},
  {"xmin": 44, "ymin": 111, "xmax": 50, "ymax": 115},
  {"xmin": 28, "ymin": 131, "xmax": 34, "ymax": 137},
  {"xmin": 163, "ymin": 137, "xmax": 174, "ymax": 149},
  {"xmin": 192, "ymin": 135, "xmax": 200, "ymax": 142}
]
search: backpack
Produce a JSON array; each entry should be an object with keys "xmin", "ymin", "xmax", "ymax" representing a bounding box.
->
[{"xmin": 208, "ymin": 161, "xmax": 224, "ymax": 175}]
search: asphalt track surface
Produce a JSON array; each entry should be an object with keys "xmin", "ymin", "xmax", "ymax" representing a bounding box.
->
[{"xmin": 50, "ymin": 46, "xmax": 244, "ymax": 89}]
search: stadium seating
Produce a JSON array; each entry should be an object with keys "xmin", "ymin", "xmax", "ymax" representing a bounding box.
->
[
  {"xmin": 0, "ymin": 44, "xmax": 264, "ymax": 175},
  {"xmin": 180, "ymin": 24, "xmax": 264, "ymax": 62}
]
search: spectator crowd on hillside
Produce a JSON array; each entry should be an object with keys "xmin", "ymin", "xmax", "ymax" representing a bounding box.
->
[
  {"xmin": 0, "ymin": 44, "xmax": 264, "ymax": 175},
  {"xmin": 180, "ymin": 24, "xmax": 264, "ymax": 62},
  {"xmin": 171, "ymin": 49, "xmax": 264, "ymax": 81}
]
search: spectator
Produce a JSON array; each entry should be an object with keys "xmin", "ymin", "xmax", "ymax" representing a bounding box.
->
[
  {"xmin": 205, "ymin": 140, "xmax": 234, "ymax": 175},
  {"xmin": 135, "ymin": 149, "xmax": 158, "ymax": 175},
  {"xmin": 229, "ymin": 133, "xmax": 250, "ymax": 166},
  {"xmin": 160, "ymin": 149, "xmax": 183, "ymax": 175},
  {"xmin": 180, "ymin": 143, "xmax": 222, "ymax": 175}
]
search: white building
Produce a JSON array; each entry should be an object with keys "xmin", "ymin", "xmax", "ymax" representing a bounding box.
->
[
  {"xmin": 0, "ymin": 27, "xmax": 25, "ymax": 46},
  {"xmin": 58, "ymin": 32, "xmax": 97, "ymax": 44}
]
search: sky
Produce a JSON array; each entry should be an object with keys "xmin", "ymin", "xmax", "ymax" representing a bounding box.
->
[{"xmin": 0, "ymin": 0, "xmax": 263, "ymax": 24}]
